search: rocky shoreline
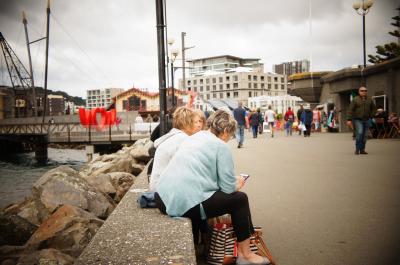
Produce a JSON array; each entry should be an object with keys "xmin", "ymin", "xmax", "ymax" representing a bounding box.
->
[{"xmin": 0, "ymin": 138, "xmax": 153, "ymax": 265}]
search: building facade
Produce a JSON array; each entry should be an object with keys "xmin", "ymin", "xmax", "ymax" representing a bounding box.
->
[
  {"xmin": 86, "ymin": 88, "xmax": 124, "ymax": 109},
  {"xmin": 179, "ymin": 55, "xmax": 287, "ymax": 104},
  {"xmin": 248, "ymin": 94, "xmax": 307, "ymax": 115},
  {"xmin": 273, "ymin": 59, "xmax": 310, "ymax": 76},
  {"xmin": 47, "ymin": 94, "xmax": 65, "ymax": 116}
]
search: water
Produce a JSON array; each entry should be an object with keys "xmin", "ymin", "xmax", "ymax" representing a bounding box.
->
[{"xmin": 0, "ymin": 148, "xmax": 88, "ymax": 209}]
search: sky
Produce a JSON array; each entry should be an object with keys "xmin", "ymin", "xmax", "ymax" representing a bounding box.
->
[{"xmin": 0, "ymin": 0, "xmax": 398, "ymax": 99}]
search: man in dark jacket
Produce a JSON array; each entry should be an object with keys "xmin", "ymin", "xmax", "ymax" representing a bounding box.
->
[
  {"xmin": 233, "ymin": 102, "xmax": 247, "ymax": 148},
  {"xmin": 346, "ymin": 86, "xmax": 376, "ymax": 155}
]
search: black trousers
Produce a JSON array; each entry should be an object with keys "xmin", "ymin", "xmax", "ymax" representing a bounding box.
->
[{"xmin": 155, "ymin": 191, "xmax": 255, "ymax": 242}]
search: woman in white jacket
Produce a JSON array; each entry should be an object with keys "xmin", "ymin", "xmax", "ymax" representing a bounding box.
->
[{"xmin": 149, "ymin": 107, "xmax": 204, "ymax": 191}]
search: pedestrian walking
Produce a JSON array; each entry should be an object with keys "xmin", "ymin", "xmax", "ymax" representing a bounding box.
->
[
  {"xmin": 301, "ymin": 107, "xmax": 313, "ymax": 137},
  {"xmin": 249, "ymin": 109, "xmax": 261, "ymax": 138},
  {"xmin": 264, "ymin": 106, "xmax": 276, "ymax": 138},
  {"xmin": 284, "ymin": 107, "xmax": 295, "ymax": 136},
  {"xmin": 346, "ymin": 86, "xmax": 376, "ymax": 155},
  {"xmin": 297, "ymin": 104, "xmax": 304, "ymax": 135},
  {"xmin": 312, "ymin": 108, "xmax": 321, "ymax": 132},
  {"xmin": 233, "ymin": 101, "xmax": 247, "ymax": 148}
]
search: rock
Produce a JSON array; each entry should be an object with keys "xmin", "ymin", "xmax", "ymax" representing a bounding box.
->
[
  {"xmin": 131, "ymin": 160, "xmax": 146, "ymax": 176},
  {"xmin": 129, "ymin": 139, "xmax": 153, "ymax": 163},
  {"xmin": 0, "ymin": 245, "xmax": 26, "ymax": 264},
  {"xmin": 0, "ymin": 214, "xmax": 37, "ymax": 246},
  {"xmin": 32, "ymin": 166, "xmax": 115, "ymax": 219},
  {"xmin": 108, "ymin": 172, "xmax": 135, "ymax": 202},
  {"xmin": 82, "ymin": 173, "xmax": 116, "ymax": 198},
  {"xmin": 17, "ymin": 248, "xmax": 74, "ymax": 265},
  {"xmin": 1, "ymin": 259, "xmax": 17, "ymax": 265},
  {"xmin": 2, "ymin": 199, "xmax": 41, "ymax": 226},
  {"xmin": 25, "ymin": 205, "xmax": 103, "ymax": 258}
]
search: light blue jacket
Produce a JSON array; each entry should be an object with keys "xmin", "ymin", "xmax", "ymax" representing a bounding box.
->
[{"xmin": 157, "ymin": 130, "xmax": 237, "ymax": 217}]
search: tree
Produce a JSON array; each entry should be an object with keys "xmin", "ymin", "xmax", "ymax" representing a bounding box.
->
[{"xmin": 368, "ymin": 7, "xmax": 400, "ymax": 64}]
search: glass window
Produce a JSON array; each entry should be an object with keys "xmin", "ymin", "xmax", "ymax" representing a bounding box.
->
[
  {"xmin": 207, "ymin": 94, "xmax": 210, "ymax": 100},
  {"xmin": 254, "ymin": 83, "xmax": 258, "ymax": 88},
  {"xmin": 234, "ymin": 92, "xmax": 239, "ymax": 98},
  {"xmin": 226, "ymin": 84, "xmax": 230, "ymax": 89},
  {"xmin": 200, "ymin": 79, "xmax": 204, "ymax": 84},
  {"xmin": 281, "ymin": 85, "xmax": 285, "ymax": 90},
  {"xmin": 268, "ymin": 76, "xmax": 271, "ymax": 82},
  {"xmin": 249, "ymin": 91, "xmax": 252, "ymax": 97},
  {"xmin": 219, "ymin": 77, "xmax": 223, "ymax": 83},
  {"xmin": 274, "ymin": 77, "xmax": 278, "ymax": 82},
  {"xmin": 212, "ymin": 78, "xmax": 216, "ymax": 83},
  {"xmin": 194, "ymin": 87, "xmax": 197, "ymax": 92},
  {"xmin": 268, "ymin": 84, "xmax": 271, "ymax": 89},
  {"xmin": 253, "ymin": 75, "xmax": 257, "ymax": 81},
  {"xmin": 219, "ymin": 84, "xmax": 223, "ymax": 90},
  {"xmin": 213, "ymin": 85, "xmax": 217, "ymax": 91},
  {"xmin": 275, "ymin": 84, "xmax": 278, "ymax": 90},
  {"xmin": 261, "ymin": 76, "xmax": 264, "ymax": 81},
  {"xmin": 249, "ymin": 83, "xmax": 252, "ymax": 88},
  {"xmin": 261, "ymin": 83, "xmax": 265, "ymax": 89},
  {"xmin": 226, "ymin": 92, "xmax": 230, "ymax": 98},
  {"xmin": 233, "ymin": 75, "xmax": 238, "ymax": 81},
  {"xmin": 233, "ymin": 83, "xmax": 238, "ymax": 88},
  {"xmin": 226, "ymin": 76, "xmax": 230, "ymax": 81},
  {"xmin": 206, "ymin": 85, "xmax": 210, "ymax": 91},
  {"xmin": 194, "ymin": 80, "xmax": 197, "ymax": 85},
  {"xmin": 213, "ymin": 93, "xmax": 216, "ymax": 98},
  {"xmin": 248, "ymin": 75, "xmax": 251, "ymax": 81},
  {"xmin": 206, "ymin": 78, "xmax": 210, "ymax": 84},
  {"xmin": 281, "ymin": 77, "xmax": 284, "ymax": 83},
  {"xmin": 220, "ymin": 92, "xmax": 224, "ymax": 98},
  {"xmin": 187, "ymin": 80, "xmax": 191, "ymax": 85},
  {"xmin": 200, "ymin": 86, "xmax": 204, "ymax": 92}
]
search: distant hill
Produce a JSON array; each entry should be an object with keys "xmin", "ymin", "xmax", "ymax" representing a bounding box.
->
[{"xmin": 35, "ymin": 87, "xmax": 86, "ymax": 106}]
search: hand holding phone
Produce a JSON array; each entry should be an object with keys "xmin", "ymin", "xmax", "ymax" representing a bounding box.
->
[{"xmin": 240, "ymin": 173, "xmax": 250, "ymax": 181}]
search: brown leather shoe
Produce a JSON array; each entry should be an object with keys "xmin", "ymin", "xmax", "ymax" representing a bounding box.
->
[
  {"xmin": 354, "ymin": 150, "xmax": 359, "ymax": 155},
  {"xmin": 360, "ymin": 150, "xmax": 368, "ymax": 154}
]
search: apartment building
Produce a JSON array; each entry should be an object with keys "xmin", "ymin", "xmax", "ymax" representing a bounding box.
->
[
  {"xmin": 86, "ymin": 88, "xmax": 124, "ymax": 109},
  {"xmin": 180, "ymin": 55, "xmax": 287, "ymax": 104},
  {"xmin": 273, "ymin": 59, "xmax": 310, "ymax": 76}
]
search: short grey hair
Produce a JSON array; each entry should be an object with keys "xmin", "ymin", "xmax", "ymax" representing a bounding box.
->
[{"xmin": 207, "ymin": 110, "xmax": 237, "ymax": 137}]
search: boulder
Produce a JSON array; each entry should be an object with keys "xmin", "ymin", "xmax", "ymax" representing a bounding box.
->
[
  {"xmin": 25, "ymin": 205, "xmax": 103, "ymax": 258},
  {"xmin": 17, "ymin": 248, "xmax": 74, "ymax": 265},
  {"xmin": 2, "ymin": 198, "xmax": 41, "ymax": 226},
  {"xmin": 129, "ymin": 139, "xmax": 153, "ymax": 163},
  {"xmin": 131, "ymin": 160, "xmax": 146, "ymax": 176},
  {"xmin": 32, "ymin": 166, "xmax": 115, "ymax": 219},
  {"xmin": 108, "ymin": 172, "xmax": 135, "ymax": 202},
  {"xmin": 0, "ymin": 214, "xmax": 37, "ymax": 246},
  {"xmin": 82, "ymin": 173, "xmax": 116, "ymax": 198}
]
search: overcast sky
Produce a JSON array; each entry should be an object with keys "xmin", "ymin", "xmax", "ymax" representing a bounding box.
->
[{"xmin": 0, "ymin": 0, "xmax": 398, "ymax": 98}]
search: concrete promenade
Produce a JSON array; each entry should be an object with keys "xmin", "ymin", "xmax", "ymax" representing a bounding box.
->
[{"xmin": 229, "ymin": 131, "xmax": 400, "ymax": 265}]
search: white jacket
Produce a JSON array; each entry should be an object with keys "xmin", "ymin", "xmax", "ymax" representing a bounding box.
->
[{"xmin": 149, "ymin": 128, "xmax": 189, "ymax": 191}]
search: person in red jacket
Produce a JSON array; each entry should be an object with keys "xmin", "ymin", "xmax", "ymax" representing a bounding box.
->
[{"xmin": 284, "ymin": 107, "xmax": 295, "ymax": 136}]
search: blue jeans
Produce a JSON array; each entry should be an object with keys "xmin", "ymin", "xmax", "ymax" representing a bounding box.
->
[
  {"xmin": 251, "ymin": 125, "xmax": 258, "ymax": 138},
  {"xmin": 353, "ymin": 119, "xmax": 369, "ymax": 152},
  {"xmin": 236, "ymin": 125, "xmax": 245, "ymax": 145},
  {"xmin": 286, "ymin": 120, "xmax": 293, "ymax": 135}
]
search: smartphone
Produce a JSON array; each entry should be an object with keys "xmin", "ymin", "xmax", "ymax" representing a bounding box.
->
[{"xmin": 240, "ymin": 174, "xmax": 250, "ymax": 181}]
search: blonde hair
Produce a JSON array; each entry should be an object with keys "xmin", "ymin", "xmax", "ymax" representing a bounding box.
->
[
  {"xmin": 193, "ymin": 109, "xmax": 206, "ymax": 130},
  {"xmin": 172, "ymin": 107, "xmax": 195, "ymax": 130},
  {"xmin": 207, "ymin": 110, "xmax": 237, "ymax": 137}
]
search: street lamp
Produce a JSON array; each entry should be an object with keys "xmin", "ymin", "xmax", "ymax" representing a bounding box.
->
[
  {"xmin": 353, "ymin": 0, "xmax": 373, "ymax": 68},
  {"xmin": 170, "ymin": 49, "xmax": 179, "ymax": 106},
  {"xmin": 181, "ymin": 32, "xmax": 195, "ymax": 91}
]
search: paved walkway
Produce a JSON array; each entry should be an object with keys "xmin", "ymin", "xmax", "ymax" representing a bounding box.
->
[{"xmin": 228, "ymin": 130, "xmax": 400, "ymax": 265}]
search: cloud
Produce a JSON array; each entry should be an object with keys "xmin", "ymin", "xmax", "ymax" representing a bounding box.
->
[{"xmin": 0, "ymin": 0, "xmax": 398, "ymax": 98}]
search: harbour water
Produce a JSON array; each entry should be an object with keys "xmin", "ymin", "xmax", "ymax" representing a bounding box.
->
[{"xmin": 0, "ymin": 148, "xmax": 88, "ymax": 209}]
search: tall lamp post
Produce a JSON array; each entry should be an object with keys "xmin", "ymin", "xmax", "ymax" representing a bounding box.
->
[{"xmin": 353, "ymin": 0, "xmax": 373, "ymax": 68}]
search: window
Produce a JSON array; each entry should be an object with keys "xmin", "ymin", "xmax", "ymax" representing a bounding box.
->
[
  {"xmin": 219, "ymin": 77, "xmax": 223, "ymax": 83},
  {"xmin": 226, "ymin": 84, "xmax": 230, "ymax": 89},
  {"xmin": 226, "ymin": 76, "xmax": 230, "ymax": 81},
  {"xmin": 213, "ymin": 85, "xmax": 217, "ymax": 91},
  {"xmin": 226, "ymin": 92, "xmax": 230, "ymax": 98},
  {"xmin": 206, "ymin": 78, "xmax": 210, "ymax": 84},
  {"xmin": 254, "ymin": 92, "xmax": 257, "ymax": 96},
  {"xmin": 281, "ymin": 77, "xmax": 284, "ymax": 83},
  {"xmin": 187, "ymin": 80, "xmax": 191, "ymax": 85},
  {"xmin": 207, "ymin": 94, "xmax": 210, "ymax": 100},
  {"xmin": 261, "ymin": 83, "xmax": 265, "ymax": 89},
  {"xmin": 248, "ymin": 75, "xmax": 251, "ymax": 81},
  {"xmin": 253, "ymin": 75, "xmax": 257, "ymax": 81},
  {"xmin": 206, "ymin": 85, "xmax": 210, "ymax": 91},
  {"xmin": 233, "ymin": 83, "xmax": 238, "ymax": 88},
  {"xmin": 200, "ymin": 86, "xmax": 204, "ymax": 92},
  {"xmin": 268, "ymin": 76, "xmax": 271, "ymax": 82},
  {"xmin": 194, "ymin": 87, "xmax": 197, "ymax": 92},
  {"xmin": 268, "ymin": 84, "xmax": 271, "ymax": 89},
  {"xmin": 274, "ymin": 77, "xmax": 278, "ymax": 82},
  {"xmin": 219, "ymin": 84, "xmax": 223, "ymax": 90},
  {"xmin": 281, "ymin": 85, "xmax": 285, "ymax": 90},
  {"xmin": 193, "ymin": 80, "xmax": 197, "ymax": 85},
  {"xmin": 200, "ymin": 79, "xmax": 204, "ymax": 84},
  {"xmin": 234, "ymin": 91, "xmax": 239, "ymax": 98},
  {"xmin": 249, "ymin": 91, "xmax": 252, "ymax": 97},
  {"xmin": 212, "ymin": 78, "xmax": 216, "ymax": 83},
  {"xmin": 249, "ymin": 83, "xmax": 252, "ymax": 88},
  {"xmin": 220, "ymin": 92, "xmax": 224, "ymax": 98},
  {"xmin": 254, "ymin": 83, "xmax": 258, "ymax": 88},
  {"xmin": 275, "ymin": 84, "xmax": 278, "ymax": 90},
  {"xmin": 233, "ymin": 75, "xmax": 238, "ymax": 81},
  {"xmin": 261, "ymin": 76, "xmax": 264, "ymax": 81},
  {"xmin": 213, "ymin": 93, "xmax": 217, "ymax": 98}
]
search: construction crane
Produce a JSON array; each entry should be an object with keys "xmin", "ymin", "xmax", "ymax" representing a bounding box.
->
[{"xmin": 0, "ymin": 32, "xmax": 34, "ymax": 117}]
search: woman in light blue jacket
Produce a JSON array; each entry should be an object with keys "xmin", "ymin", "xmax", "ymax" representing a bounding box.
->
[{"xmin": 155, "ymin": 110, "xmax": 270, "ymax": 265}]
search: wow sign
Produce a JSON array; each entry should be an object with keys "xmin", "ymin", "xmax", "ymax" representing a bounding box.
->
[{"xmin": 79, "ymin": 108, "xmax": 117, "ymax": 131}]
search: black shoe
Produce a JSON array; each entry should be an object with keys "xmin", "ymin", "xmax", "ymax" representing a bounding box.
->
[
  {"xmin": 360, "ymin": 150, "xmax": 368, "ymax": 154},
  {"xmin": 355, "ymin": 150, "xmax": 359, "ymax": 155}
]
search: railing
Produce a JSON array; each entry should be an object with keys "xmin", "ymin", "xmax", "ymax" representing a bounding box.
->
[{"xmin": 0, "ymin": 122, "xmax": 160, "ymax": 144}]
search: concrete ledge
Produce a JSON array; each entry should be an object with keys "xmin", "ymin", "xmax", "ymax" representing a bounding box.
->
[{"xmin": 76, "ymin": 165, "xmax": 196, "ymax": 264}]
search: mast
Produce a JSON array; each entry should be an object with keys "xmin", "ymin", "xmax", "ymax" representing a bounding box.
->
[{"xmin": 42, "ymin": 0, "xmax": 50, "ymax": 124}]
